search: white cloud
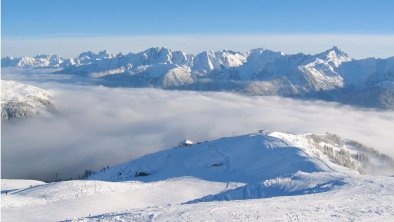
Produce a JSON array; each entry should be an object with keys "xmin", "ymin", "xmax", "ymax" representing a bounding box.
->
[
  {"xmin": 2, "ymin": 34, "xmax": 394, "ymax": 59},
  {"xmin": 2, "ymin": 83, "xmax": 394, "ymax": 180}
]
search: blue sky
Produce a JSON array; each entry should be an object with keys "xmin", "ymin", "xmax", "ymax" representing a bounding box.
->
[
  {"xmin": 2, "ymin": 0, "xmax": 394, "ymax": 57},
  {"xmin": 3, "ymin": 0, "xmax": 394, "ymax": 36}
]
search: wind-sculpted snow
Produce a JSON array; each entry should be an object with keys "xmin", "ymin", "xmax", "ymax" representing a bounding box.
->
[
  {"xmin": 71, "ymin": 173, "xmax": 394, "ymax": 222},
  {"xmin": 1, "ymin": 80, "xmax": 54, "ymax": 120},
  {"xmin": 188, "ymin": 172, "xmax": 347, "ymax": 203},
  {"xmin": 3, "ymin": 47, "xmax": 394, "ymax": 109},
  {"xmin": 1, "ymin": 178, "xmax": 229, "ymax": 221}
]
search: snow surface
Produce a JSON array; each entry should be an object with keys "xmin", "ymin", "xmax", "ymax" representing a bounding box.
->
[
  {"xmin": 64, "ymin": 46, "xmax": 393, "ymax": 110},
  {"xmin": 1, "ymin": 179, "xmax": 46, "ymax": 194},
  {"xmin": 2, "ymin": 131, "xmax": 394, "ymax": 221},
  {"xmin": 1, "ymin": 55, "xmax": 64, "ymax": 68},
  {"xmin": 87, "ymin": 133, "xmax": 331, "ymax": 183},
  {"xmin": 3, "ymin": 47, "xmax": 394, "ymax": 109},
  {"xmin": 1, "ymin": 80, "xmax": 53, "ymax": 119},
  {"xmin": 73, "ymin": 173, "xmax": 394, "ymax": 222},
  {"xmin": 1, "ymin": 178, "xmax": 228, "ymax": 221},
  {"xmin": 55, "ymin": 47, "xmax": 351, "ymax": 94}
]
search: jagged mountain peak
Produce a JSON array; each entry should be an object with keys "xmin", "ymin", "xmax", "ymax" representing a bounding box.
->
[
  {"xmin": 77, "ymin": 50, "xmax": 113, "ymax": 59},
  {"xmin": 248, "ymin": 48, "xmax": 283, "ymax": 55},
  {"xmin": 143, "ymin": 46, "xmax": 171, "ymax": 54},
  {"xmin": 318, "ymin": 46, "xmax": 346, "ymax": 56},
  {"xmin": 137, "ymin": 47, "xmax": 177, "ymax": 65},
  {"xmin": 97, "ymin": 50, "xmax": 113, "ymax": 57},
  {"xmin": 327, "ymin": 46, "xmax": 346, "ymax": 54},
  {"xmin": 3, "ymin": 47, "xmax": 394, "ymax": 109},
  {"xmin": 34, "ymin": 54, "xmax": 61, "ymax": 59},
  {"xmin": 316, "ymin": 46, "xmax": 352, "ymax": 67},
  {"xmin": 78, "ymin": 50, "xmax": 96, "ymax": 58}
]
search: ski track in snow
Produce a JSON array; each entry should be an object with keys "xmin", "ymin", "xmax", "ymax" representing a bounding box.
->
[
  {"xmin": 2, "ymin": 132, "xmax": 394, "ymax": 221},
  {"xmin": 71, "ymin": 174, "xmax": 394, "ymax": 222}
]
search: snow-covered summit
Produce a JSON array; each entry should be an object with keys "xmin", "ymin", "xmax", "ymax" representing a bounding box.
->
[
  {"xmin": 3, "ymin": 131, "xmax": 394, "ymax": 221},
  {"xmin": 89, "ymin": 133, "xmax": 328, "ymax": 183},
  {"xmin": 317, "ymin": 46, "xmax": 352, "ymax": 67},
  {"xmin": 88, "ymin": 131, "xmax": 394, "ymax": 183},
  {"xmin": 54, "ymin": 47, "xmax": 357, "ymax": 94},
  {"xmin": 1, "ymin": 54, "xmax": 64, "ymax": 68},
  {"xmin": 3, "ymin": 47, "xmax": 394, "ymax": 109},
  {"xmin": 1, "ymin": 80, "xmax": 53, "ymax": 120}
]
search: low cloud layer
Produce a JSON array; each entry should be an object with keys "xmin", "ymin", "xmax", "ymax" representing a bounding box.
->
[{"xmin": 2, "ymin": 83, "xmax": 394, "ymax": 180}]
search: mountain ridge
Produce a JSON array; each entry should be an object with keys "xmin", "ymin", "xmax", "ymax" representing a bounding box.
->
[
  {"xmin": 3, "ymin": 47, "xmax": 394, "ymax": 109},
  {"xmin": 1, "ymin": 80, "xmax": 54, "ymax": 120},
  {"xmin": 88, "ymin": 131, "xmax": 394, "ymax": 183}
]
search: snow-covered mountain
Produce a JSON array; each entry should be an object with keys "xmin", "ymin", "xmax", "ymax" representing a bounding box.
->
[
  {"xmin": 2, "ymin": 55, "xmax": 64, "ymax": 68},
  {"xmin": 1, "ymin": 80, "xmax": 53, "ymax": 120},
  {"xmin": 3, "ymin": 47, "xmax": 394, "ymax": 109},
  {"xmin": 2, "ymin": 131, "xmax": 394, "ymax": 221},
  {"xmin": 60, "ymin": 50, "xmax": 115, "ymax": 68},
  {"xmin": 88, "ymin": 131, "xmax": 394, "ymax": 183}
]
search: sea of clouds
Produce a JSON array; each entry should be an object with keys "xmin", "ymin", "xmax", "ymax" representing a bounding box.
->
[{"xmin": 2, "ymin": 76, "xmax": 394, "ymax": 180}]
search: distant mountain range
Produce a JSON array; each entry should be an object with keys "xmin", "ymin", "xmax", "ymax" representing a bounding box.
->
[{"xmin": 3, "ymin": 47, "xmax": 394, "ymax": 109}]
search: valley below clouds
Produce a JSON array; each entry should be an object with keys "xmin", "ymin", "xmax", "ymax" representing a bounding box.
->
[{"xmin": 3, "ymin": 81, "xmax": 394, "ymax": 180}]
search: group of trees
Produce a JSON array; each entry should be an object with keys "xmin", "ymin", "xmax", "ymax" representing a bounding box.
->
[{"xmin": 307, "ymin": 133, "xmax": 394, "ymax": 175}]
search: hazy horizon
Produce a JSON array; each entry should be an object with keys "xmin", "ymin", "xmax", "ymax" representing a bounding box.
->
[
  {"xmin": 3, "ymin": 34, "xmax": 394, "ymax": 59},
  {"xmin": 3, "ymin": 0, "xmax": 394, "ymax": 59}
]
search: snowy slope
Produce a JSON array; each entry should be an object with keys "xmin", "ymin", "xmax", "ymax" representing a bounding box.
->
[
  {"xmin": 269, "ymin": 132, "xmax": 394, "ymax": 175},
  {"xmin": 2, "ymin": 131, "xmax": 394, "ymax": 221},
  {"xmin": 87, "ymin": 133, "xmax": 331, "ymax": 183},
  {"xmin": 1, "ymin": 178, "xmax": 228, "ymax": 221},
  {"xmin": 1, "ymin": 179, "xmax": 46, "ymax": 194},
  {"xmin": 1, "ymin": 80, "xmax": 53, "ymax": 119},
  {"xmin": 1, "ymin": 55, "xmax": 64, "ymax": 68},
  {"xmin": 56, "ymin": 47, "xmax": 350, "ymax": 95},
  {"xmin": 75, "ymin": 132, "xmax": 394, "ymax": 221},
  {"xmin": 74, "ymin": 173, "xmax": 394, "ymax": 222},
  {"xmin": 3, "ymin": 47, "xmax": 394, "ymax": 108},
  {"xmin": 89, "ymin": 132, "xmax": 394, "ymax": 183}
]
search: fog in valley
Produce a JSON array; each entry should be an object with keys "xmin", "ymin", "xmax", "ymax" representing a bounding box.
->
[{"xmin": 2, "ymin": 79, "xmax": 394, "ymax": 180}]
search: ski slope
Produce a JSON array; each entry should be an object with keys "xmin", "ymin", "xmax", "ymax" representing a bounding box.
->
[
  {"xmin": 1, "ymin": 178, "xmax": 228, "ymax": 221},
  {"xmin": 1, "ymin": 179, "xmax": 46, "ymax": 194},
  {"xmin": 2, "ymin": 132, "xmax": 394, "ymax": 221},
  {"xmin": 74, "ymin": 173, "xmax": 394, "ymax": 222}
]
